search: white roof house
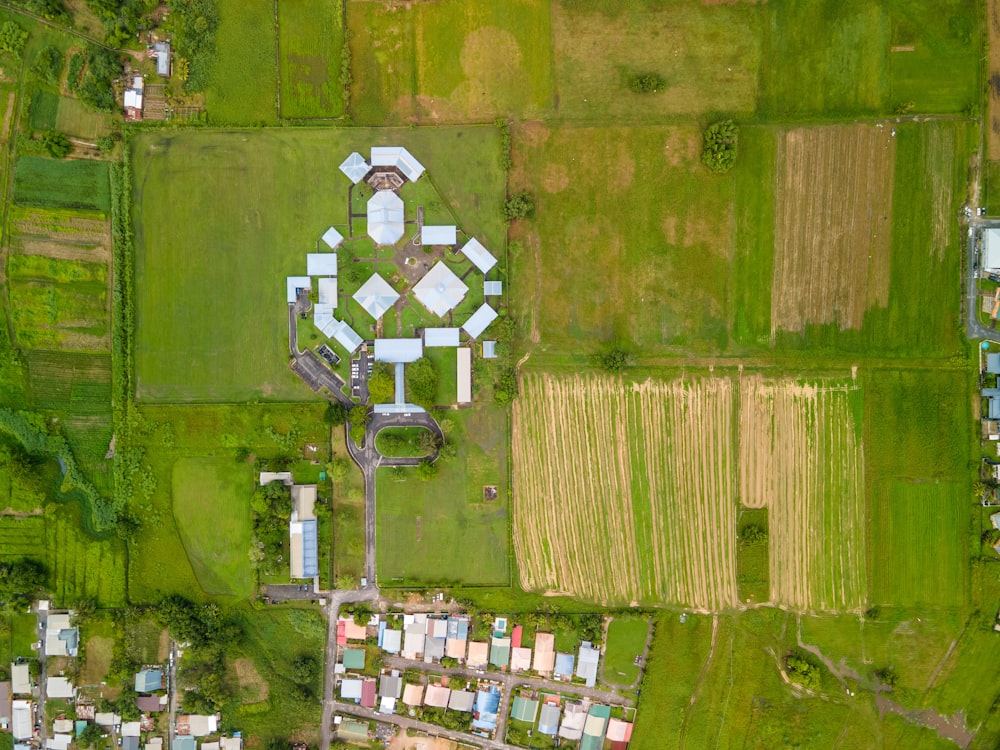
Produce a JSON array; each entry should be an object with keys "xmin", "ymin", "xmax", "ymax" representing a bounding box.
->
[
  {"xmin": 124, "ymin": 88, "xmax": 143, "ymax": 110},
  {"xmin": 317, "ymin": 278, "xmax": 337, "ymax": 306},
  {"xmin": 374, "ymin": 338, "xmax": 423, "ymax": 363},
  {"xmin": 11, "ymin": 663, "xmax": 30, "ymax": 694},
  {"xmin": 182, "ymin": 715, "xmax": 218, "ymax": 737},
  {"xmin": 339, "ymin": 152, "xmax": 371, "ymax": 184},
  {"xmin": 47, "ymin": 736, "xmax": 72, "ymax": 750},
  {"xmin": 45, "ymin": 677, "xmax": 74, "ymax": 699},
  {"xmin": 353, "ymin": 273, "xmax": 399, "ymax": 319},
  {"xmin": 413, "ymin": 262, "xmax": 468, "ymax": 316},
  {"xmin": 286, "ymin": 276, "xmax": 311, "ymax": 303},
  {"xmin": 321, "ymin": 227, "xmax": 344, "ymax": 249},
  {"xmin": 421, "ymin": 225, "xmax": 457, "ymax": 246},
  {"xmin": 382, "ymin": 629, "xmax": 402, "ymax": 654},
  {"xmin": 329, "ymin": 319, "xmax": 364, "ymax": 353},
  {"xmin": 11, "ymin": 701, "xmax": 31, "ymax": 740},
  {"xmin": 367, "ymin": 190, "xmax": 405, "ymax": 246},
  {"xmin": 370, "ymin": 146, "xmax": 425, "ymax": 182},
  {"xmin": 424, "ymin": 328, "xmax": 460, "ymax": 347},
  {"xmin": 457, "ymin": 347, "xmax": 472, "ymax": 404},
  {"xmin": 340, "ymin": 678, "xmax": 363, "ymax": 701},
  {"xmin": 461, "ymin": 238, "xmax": 498, "ymax": 274},
  {"xmin": 576, "ymin": 642, "xmax": 600, "ymax": 687},
  {"xmin": 307, "ymin": 253, "xmax": 338, "ymax": 276},
  {"xmin": 463, "ymin": 304, "xmax": 498, "ymax": 339},
  {"xmin": 986, "ymin": 228, "xmax": 1000, "ymax": 273},
  {"xmin": 44, "ymin": 615, "xmax": 78, "ymax": 658},
  {"xmin": 120, "ymin": 723, "xmax": 141, "ymax": 738},
  {"xmin": 484, "ymin": 280, "xmax": 502, "ymax": 296}
]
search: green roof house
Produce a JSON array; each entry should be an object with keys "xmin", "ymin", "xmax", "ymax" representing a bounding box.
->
[
  {"xmin": 342, "ymin": 648, "xmax": 366, "ymax": 671},
  {"xmin": 511, "ymin": 696, "xmax": 539, "ymax": 724}
]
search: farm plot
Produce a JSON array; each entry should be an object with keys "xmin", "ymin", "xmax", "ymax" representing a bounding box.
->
[
  {"xmin": 0, "ymin": 515, "xmax": 45, "ymax": 560},
  {"xmin": 277, "ymin": 0, "xmax": 345, "ymax": 118},
  {"xmin": 770, "ymin": 125, "xmax": 895, "ymax": 335},
  {"xmin": 512, "ymin": 372, "xmax": 739, "ymax": 609},
  {"xmin": 739, "ymin": 376, "xmax": 866, "ymax": 611},
  {"xmin": 45, "ymin": 506, "xmax": 126, "ymax": 606},
  {"xmin": 26, "ymin": 350, "xmax": 111, "ymax": 412},
  {"xmin": 13, "ymin": 157, "xmax": 110, "ymax": 213}
]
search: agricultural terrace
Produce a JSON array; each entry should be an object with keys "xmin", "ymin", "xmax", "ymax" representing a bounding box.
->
[
  {"xmin": 131, "ymin": 126, "xmax": 504, "ymax": 402},
  {"xmin": 375, "ymin": 406, "xmax": 509, "ymax": 587},
  {"xmin": 513, "ymin": 372, "xmax": 866, "ymax": 612},
  {"xmin": 513, "ymin": 120, "xmax": 969, "ymax": 360},
  {"xmin": 347, "ymin": 0, "xmax": 552, "ymax": 124}
]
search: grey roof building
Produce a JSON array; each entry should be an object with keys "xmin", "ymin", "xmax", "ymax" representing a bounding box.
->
[
  {"xmin": 538, "ymin": 702, "xmax": 560, "ymax": 735},
  {"xmin": 379, "ymin": 673, "xmax": 402, "ymax": 699},
  {"xmin": 463, "ymin": 303, "xmax": 498, "ymax": 339},
  {"xmin": 576, "ymin": 642, "xmax": 600, "ymax": 687},
  {"xmin": 367, "ymin": 190, "xmax": 405, "ymax": 246},
  {"xmin": 339, "ymin": 152, "xmax": 371, "ymax": 184},
  {"xmin": 482, "ymin": 341, "xmax": 497, "ymax": 359},
  {"xmin": 414, "ymin": 262, "xmax": 469, "ymax": 316},
  {"xmin": 424, "ymin": 636, "xmax": 445, "ymax": 661},
  {"xmin": 153, "ymin": 42, "xmax": 170, "ymax": 77},
  {"xmin": 988, "ymin": 353, "xmax": 1000, "ymax": 374},
  {"xmin": 354, "ymin": 273, "xmax": 399, "ymax": 319}
]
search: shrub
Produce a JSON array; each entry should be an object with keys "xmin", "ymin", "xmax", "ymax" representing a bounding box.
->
[
  {"xmin": 367, "ymin": 362, "xmax": 395, "ymax": 404},
  {"xmin": 982, "ymin": 528, "xmax": 1000, "ymax": 547},
  {"xmin": 701, "ymin": 119, "xmax": 739, "ymax": 174},
  {"xmin": 406, "ymin": 358, "xmax": 438, "ymax": 408},
  {"xmin": 740, "ymin": 524, "xmax": 767, "ymax": 545},
  {"xmin": 629, "ymin": 72, "xmax": 664, "ymax": 93},
  {"xmin": 503, "ymin": 191, "xmax": 534, "ymax": 222},
  {"xmin": 41, "ymin": 130, "xmax": 72, "ymax": 159},
  {"xmin": 416, "ymin": 459, "xmax": 437, "ymax": 481},
  {"xmin": 596, "ymin": 349, "xmax": 632, "ymax": 373},
  {"xmin": 785, "ymin": 653, "xmax": 821, "ymax": 690},
  {"xmin": 0, "ymin": 21, "xmax": 28, "ymax": 59},
  {"xmin": 32, "ymin": 46, "xmax": 62, "ymax": 86}
]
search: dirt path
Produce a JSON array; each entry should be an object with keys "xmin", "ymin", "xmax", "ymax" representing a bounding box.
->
[
  {"xmin": 876, "ymin": 696, "xmax": 974, "ymax": 748},
  {"xmin": 1, "ymin": 91, "xmax": 13, "ymax": 142},
  {"xmin": 678, "ymin": 615, "xmax": 719, "ymax": 749},
  {"xmin": 795, "ymin": 616, "xmax": 864, "ymax": 690}
]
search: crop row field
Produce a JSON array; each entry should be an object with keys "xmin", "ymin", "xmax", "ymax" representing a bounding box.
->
[
  {"xmin": 513, "ymin": 369, "xmax": 969, "ymax": 612},
  {"xmin": 29, "ymin": 90, "xmax": 112, "ymax": 139},
  {"xmin": 13, "ymin": 157, "xmax": 111, "ymax": 213},
  {"xmin": 277, "ymin": 0, "xmax": 346, "ymax": 119}
]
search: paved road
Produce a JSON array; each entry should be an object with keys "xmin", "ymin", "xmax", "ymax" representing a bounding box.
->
[
  {"xmin": 287, "ymin": 300, "xmax": 353, "ymax": 406},
  {"xmin": 35, "ymin": 608, "xmax": 46, "ymax": 742},
  {"xmin": 168, "ymin": 641, "xmax": 177, "ymax": 750},
  {"xmin": 332, "ymin": 701, "xmax": 508, "ymax": 750},
  {"xmin": 264, "ymin": 583, "xmax": 320, "ymax": 601},
  {"xmin": 965, "ymin": 219, "xmax": 1000, "ymax": 342}
]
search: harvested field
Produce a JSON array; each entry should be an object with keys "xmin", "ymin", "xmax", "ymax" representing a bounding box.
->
[
  {"xmin": 739, "ymin": 376, "xmax": 865, "ymax": 611},
  {"xmin": 512, "ymin": 372, "xmax": 739, "ymax": 609},
  {"xmin": 771, "ymin": 125, "xmax": 895, "ymax": 334},
  {"xmin": 991, "ymin": 0, "xmax": 1000, "ymax": 159}
]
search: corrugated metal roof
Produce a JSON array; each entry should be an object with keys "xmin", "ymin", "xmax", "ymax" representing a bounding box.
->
[
  {"xmin": 339, "ymin": 152, "xmax": 371, "ymax": 184},
  {"xmin": 457, "ymin": 347, "xmax": 472, "ymax": 403},
  {"xmin": 424, "ymin": 328, "xmax": 460, "ymax": 347},
  {"xmin": 370, "ymin": 146, "xmax": 425, "ymax": 181},
  {"xmin": 367, "ymin": 191, "xmax": 405, "ymax": 246},
  {"xmin": 307, "ymin": 253, "xmax": 338, "ymax": 276},
  {"xmin": 482, "ymin": 340, "xmax": 497, "ymax": 358},
  {"xmin": 413, "ymin": 262, "xmax": 468, "ymax": 316},
  {"xmin": 321, "ymin": 226, "xmax": 344, "ymax": 249},
  {"xmin": 374, "ymin": 338, "xmax": 423, "ymax": 363},
  {"xmin": 354, "ymin": 273, "xmax": 399, "ymax": 319},
  {"xmin": 461, "ymin": 238, "xmax": 498, "ymax": 274},
  {"xmin": 317, "ymin": 278, "xmax": 337, "ymax": 306},
  {"xmin": 463, "ymin": 304, "xmax": 498, "ymax": 339},
  {"xmin": 484, "ymin": 280, "xmax": 503, "ymax": 296},
  {"xmin": 286, "ymin": 276, "xmax": 310, "ymax": 303},
  {"xmin": 421, "ymin": 225, "xmax": 457, "ymax": 245}
]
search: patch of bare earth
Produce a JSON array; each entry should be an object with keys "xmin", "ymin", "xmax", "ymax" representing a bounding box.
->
[
  {"xmin": 990, "ymin": 0, "xmax": 1000, "ymax": 160},
  {"xmin": 771, "ymin": 125, "xmax": 895, "ymax": 334},
  {"xmin": 231, "ymin": 657, "xmax": 268, "ymax": 704},
  {"xmin": 388, "ymin": 736, "xmax": 457, "ymax": 750}
]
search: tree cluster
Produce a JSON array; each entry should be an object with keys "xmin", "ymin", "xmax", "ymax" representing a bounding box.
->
[
  {"xmin": 75, "ymin": 45, "xmax": 123, "ymax": 112},
  {"xmin": 250, "ymin": 481, "xmax": 291, "ymax": 574},
  {"xmin": 629, "ymin": 72, "xmax": 664, "ymax": 94},
  {"xmin": 701, "ymin": 119, "xmax": 739, "ymax": 174},
  {"xmin": 739, "ymin": 524, "xmax": 767, "ymax": 545},
  {"xmin": 0, "ymin": 21, "xmax": 28, "ymax": 59},
  {"xmin": 86, "ymin": 0, "xmax": 155, "ymax": 47},
  {"xmin": 0, "ymin": 559, "xmax": 46, "ymax": 608},
  {"xmin": 367, "ymin": 362, "xmax": 395, "ymax": 404},
  {"xmin": 503, "ymin": 191, "xmax": 534, "ymax": 223},
  {"xmin": 42, "ymin": 130, "xmax": 72, "ymax": 159},
  {"xmin": 348, "ymin": 405, "xmax": 369, "ymax": 445},
  {"xmin": 7, "ymin": 0, "xmax": 68, "ymax": 22},
  {"xmin": 31, "ymin": 46, "xmax": 63, "ymax": 86},
  {"xmin": 406, "ymin": 358, "xmax": 438, "ymax": 409},
  {"xmin": 785, "ymin": 653, "xmax": 821, "ymax": 690},
  {"xmin": 166, "ymin": 0, "xmax": 219, "ymax": 93},
  {"xmin": 594, "ymin": 349, "xmax": 633, "ymax": 373},
  {"xmin": 493, "ymin": 367, "xmax": 517, "ymax": 407}
]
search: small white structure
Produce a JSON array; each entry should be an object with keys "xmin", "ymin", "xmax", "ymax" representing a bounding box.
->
[
  {"xmin": 484, "ymin": 280, "xmax": 502, "ymax": 296},
  {"xmin": 317, "ymin": 278, "xmax": 337, "ymax": 306},
  {"xmin": 421, "ymin": 225, "xmax": 457, "ymax": 246},
  {"xmin": 461, "ymin": 238, "xmax": 497, "ymax": 274},
  {"xmin": 47, "ymin": 735, "xmax": 72, "ymax": 750},
  {"xmin": 11, "ymin": 701, "xmax": 31, "ymax": 740},
  {"xmin": 321, "ymin": 227, "xmax": 344, "ymax": 249},
  {"xmin": 45, "ymin": 677, "xmax": 74, "ymax": 700},
  {"xmin": 413, "ymin": 262, "xmax": 468, "ymax": 316},
  {"xmin": 286, "ymin": 276, "xmax": 311, "ymax": 304},
  {"xmin": 457, "ymin": 348, "xmax": 472, "ymax": 404},
  {"xmin": 259, "ymin": 471, "xmax": 292, "ymax": 486},
  {"xmin": 307, "ymin": 253, "xmax": 338, "ymax": 276},
  {"xmin": 370, "ymin": 146, "xmax": 425, "ymax": 182},
  {"xmin": 353, "ymin": 273, "xmax": 399, "ymax": 320},
  {"xmin": 424, "ymin": 328, "xmax": 460, "ymax": 347},
  {"xmin": 339, "ymin": 152, "xmax": 371, "ymax": 184},
  {"xmin": 463, "ymin": 304, "xmax": 498, "ymax": 339},
  {"xmin": 11, "ymin": 663, "xmax": 30, "ymax": 694},
  {"xmin": 367, "ymin": 190, "xmax": 405, "ymax": 246},
  {"xmin": 120, "ymin": 723, "xmax": 141, "ymax": 738}
]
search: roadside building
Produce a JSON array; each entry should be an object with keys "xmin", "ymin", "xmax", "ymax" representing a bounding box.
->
[
  {"xmin": 381, "ymin": 628, "xmax": 402, "ymax": 654},
  {"xmin": 401, "ymin": 684, "xmax": 423, "ymax": 707},
  {"xmin": 489, "ymin": 636, "xmax": 511, "ymax": 669},
  {"xmin": 576, "ymin": 642, "xmax": 601, "ymax": 687},
  {"xmin": 360, "ymin": 680, "xmax": 377, "ymax": 709},
  {"xmin": 423, "ymin": 684, "xmax": 450, "ymax": 709},
  {"xmin": 45, "ymin": 614, "xmax": 79, "ymax": 657},
  {"xmin": 985, "ymin": 228, "xmax": 1000, "ymax": 274},
  {"xmin": 471, "ymin": 686, "xmax": 501, "ymax": 732},
  {"xmin": 0, "ymin": 681, "xmax": 10, "ymax": 729},
  {"xmin": 11, "ymin": 700, "xmax": 31, "ymax": 740},
  {"xmin": 424, "ymin": 636, "xmax": 445, "ymax": 662},
  {"xmin": 173, "ymin": 738, "xmax": 195, "ymax": 750},
  {"xmin": 511, "ymin": 696, "xmax": 538, "ymax": 724},
  {"xmin": 11, "ymin": 664, "xmax": 30, "ymax": 695},
  {"xmin": 403, "ymin": 622, "xmax": 426, "ymax": 659},
  {"xmin": 559, "ymin": 701, "xmax": 587, "ymax": 741},
  {"xmin": 510, "ymin": 647, "xmax": 532, "ymax": 672},
  {"xmin": 137, "ymin": 696, "xmax": 162, "ymax": 713},
  {"xmin": 379, "ymin": 673, "xmax": 402, "ymax": 700},
  {"xmin": 339, "ymin": 679, "xmax": 363, "ymax": 702},
  {"xmin": 533, "ymin": 633, "xmax": 555, "ymax": 674},
  {"xmin": 46, "ymin": 677, "xmax": 74, "ymax": 699},
  {"xmin": 134, "ymin": 669, "xmax": 162, "ymax": 693},
  {"xmin": 341, "ymin": 617, "xmax": 367, "ymax": 641},
  {"xmin": 580, "ymin": 705, "xmax": 611, "ymax": 750},
  {"xmin": 607, "ymin": 718, "xmax": 634, "ymax": 750},
  {"xmin": 538, "ymin": 701, "xmax": 561, "ymax": 736},
  {"xmin": 336, "ymin": 720, "xmax": 369, "ymax": 744},
  {"xmin": 554, "ymin": 652, "xmax": 575, "ymax": 680},
  {"xmin": 342, "ymin": 649, "xmax": 365, "ymax": 671},
  {"xmin": 445, "ymin": 616, "xmax": 470, "ymax": 659},
  {"xmin": 466, "ymin": 641, "xmax": 489, "ymax": 669},
  {"xmin": 448, "ymin": 690, "xmax": 475, "ymax": 713}
]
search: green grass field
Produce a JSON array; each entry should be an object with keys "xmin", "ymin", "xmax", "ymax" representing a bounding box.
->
[
  {"xmin": 277, "ymin": 0, "xmax": 345, "ymax": 118},
  {"xmin": 13, "ymin": 157, "xmax": 110, "ymax": 213},
  {"xmin": 348, "ymin": 0, "xmax": 553, "ymax": 124},
  {"xmin": 374, "ymin": 426, "xmax": 431, "ymax": 457},
  {"xmin": 375, "ymin": 406, "xmax": 508, "ymax": 586},
  {"xmin": 131, "ymin": 126, "xmax": 503, "ymax": 402},
  {"xmin": 172, "ymin": 457, "xmax": 253, "ymax": 598},
  {"xmin": 45, "ymin": 504, "xmax": 126, "ymax": 606},
  {"xmin": 602, "ymin": 618, "xmax": 647, "ymax": 687},
  {"xmin": 204, "ymin": 0, "xmax": 278, "ymax": 125},
  {"xmin": 30, "ymin": 91, "xmax": 111, "ymax": 138}
]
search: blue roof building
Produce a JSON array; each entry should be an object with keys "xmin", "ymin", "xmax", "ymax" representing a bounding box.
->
[
  {"xmin": 554, "ymin": 652, "xmax": 575, "ymax": 679},
  {"xmin": 134, "ymin": 669, "xmax": 162, "ymax": 693},
  {"xmin": 472, "ymin": 685, "xmax": 501, "ymax": 732}
]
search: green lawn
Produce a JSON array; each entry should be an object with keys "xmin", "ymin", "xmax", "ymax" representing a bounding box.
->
[
  {"xmin": 736, "ymin": 508, "xmax": 769, "ymax": 604},
  {"xmin": 204, "ymin": 0, "xmax": 278, "ymax": 125},
  {"xmin": 277, "ymin": 0, "xmax": 345, "ymax": 118},
  {"xmin": 172, "ymin": 457, "xmax": 254, "ymax": 598},
  {"xmin": 348, "ymin": 0, "xmax": 553, "ymax": 124},
  {"xmin": 601, "ymin": 618, "xmax": 648, "ymax": 687},
  {"xmin": 13, "ymin": 156, "xmax": 111, "ymax": 213},
  {"xmin": 375, "ymin": 405, "xmax": 509, "ymax": 586},
  {"xmin": 131, "ymin": 126, "xmax": 504, "ymax": 402},
  {"xmin": 374, "ymin": 426, "xmax": 432, "ymax": 457}
]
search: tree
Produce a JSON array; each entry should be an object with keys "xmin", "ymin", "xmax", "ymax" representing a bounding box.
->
[
  {"xmin": 0, "ymin": 21, "xmax": 28, "ymax": 59},
  {"xmin": 327, "ymin": 457, "xmax": 350, "ymax": 481},
  {"xmin": 701, "ymin": 119, "xmax": 739, "ymax": 174},
  {"xmin": 367, "ymin": 362, "xmax": 395, "ymax": 404},
  {"xmin": 494, "ymin": 367, "xmax": 518, "ymax": 407},
  {"xmin": 874, "ymin": 666, "xmax": 897, "ymax": 687},
  {"xmin": 31, "ymin": 45, "xmax": 61, "ymax": 85},
  {"xmin": 597, "ymin": 349, "xmax": 632, "ymax": 373},
  {"xmin": 406, "ymin": 358, "xmax": 438, "ymax": 408},
  {"xmin": 740, "ymin": 524, "xmax": 767, "ymax": 545},
  {"xmin": 291, "ymin": 654, "xmax": 319, "ymax": 683},
  {"xmin": 324, "ymin": 401, "xmax": 348, "ymax": 426},
  {"xmin": 0, "ymin": 559, "xmax": 46, "ymax": 606},
  {"xmin": 348, "ymin": 405, "xmax": 370, "ymax": 427},
  {"xmin": 416, "ymin": 459, "xmax": 438, "ymax": 481},
  {"xmin": 503, "ymin": 191, "xmax": 535, "ymax": 222},
  {"xmin": 629, "ymin": 72, "xmax": 664, "ymax": 93},
  {"xmin": 983, "ymin": 528, "xmax": 1000, "ymax": 547},
  {"xmin": 785, "ymin": 653, "xmax": 821, "ymax": 690}
]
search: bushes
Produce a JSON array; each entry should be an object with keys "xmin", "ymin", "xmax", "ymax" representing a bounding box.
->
[
  {"xmin": 167, "ymin": 0, "xmax": 219, "ymax": 93},
  {"xmin": 594, "ymin": 349, "xmax": 633, "ymax": 373},
  {"xmin": 701, "ymin": 119, "xmax": 739, "ymax": 173},
  {"xmin": 76, "ymin": 45, "xmax": 123, "ymax": 112},
  {"xmin": 367, "ymin": 362, "xmax": 395, "ymax": 404},
  {"xmin": 495, "ymin": 118, "xmax": 513, "ymax": 171},
  {"xmin": 503, "ymin": 191, "xmax": 534, "ymax": 222},
  {"xmin": 740, "ymin": 524, "xmax": 767, "ymax": 545},
  {"xmin": 406, "ymin": 358, "xmax": 438, "ymax": 409},
  {"xmin": 31, "ymin": 46, "xmax": 62, "ymax": 86},
  {"xmin": 785, "ymin": 652, "xmax": 821, "ymax": 690},
  {"xmin": 0, "ymin": 21, "xmax": 28, "ymax": 59},
  {"xmin": 41, "ymin": 131, "xmax": 72, "ymax": 159},
  {"xmin": 629, "ymin": 72, "xmax": 664, "ymax": 93}
]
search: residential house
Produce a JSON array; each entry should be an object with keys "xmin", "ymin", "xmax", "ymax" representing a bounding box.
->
[
  {"xmin": 44, "ymin": 614, "xmax": 79, "ymax": 657},
  {"xmin": 360, "ymin": 680, "xmax": 377, "ymax": 709},
  {"xmin": 382, "ymin": 629, "xmax": 402, "ymax": 654},
  {"xmin": 134, "ymin": 669, "xmax": 162, "ymax": 693},
  {"xmin": 533, "ymin": 634, "xmax": 555, "ymax": 674},
  {"xmin": 554, "ymin": 652, "xmax": 575, "ymax": 680},
  {"xmin": 46, "ymin": 677, "xmax": 74, "ymax": 700},
  {"xmin": 538, "ymin": 701, "xmax": 561, "ymax": 735},
  {"xmin": 607, "ymin": 718, "xmax": 634, "ymax": 750},
  {"xmin": 11, "ymin": 700, "xmax": 32, "ymax": 740},
  {"xmin": 489, "ymin": 636, "xmax": 511, "ymax": 669},
  {"xmin": 11, "ymin": 664, "xmax": 30, "ymax": 694},
  {"xmin": 510, "ymin": 696, "xmax": 538, "ymax": 724},
  {"xmin": 424, "ymin": 684, "xmax": 450, "ymax": 709},
  {"xmin": 342, "ymin": 649, "xmax": 365, "ymax": 671},
  {"xmin": 448, "ymin": 690, "xmax": 475, "ymax": 713},
  {"xmin": 445, "ymin": 616, "xmax": 470, "ymax": 659},
  {"xmin": 559, "ymin": 701, "xmax": 587, "ymax": 741},
  {"xmin": 510, "ymin": 647, "xmax": 532, "ymax": 672},
  {"xmin": 467, "ymin": 641, "xmax": 489, "ymax": 669},
  {"xmin": 379, "ymin": 673, "xmax": 402, "ymax": 700},
  {"xmin": 401, "ymin": 684, "xmax": 423, "ymax": 706},
  {"xmin": 339, "ymin": 679, "xmax": 362, "ymax": 702},
  {"xmin": 580, "ymin": 705, "xmax": 611, "ymax": 750},
  {"xmin": 577, "ymin": 642, "xmax": 600, "ymax": 687},
  {"xmin": 471, "ymin": 686, "xmax": 501, "ymax": 733}
]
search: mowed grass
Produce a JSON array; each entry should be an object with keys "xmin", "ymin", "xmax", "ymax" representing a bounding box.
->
[
  {"xmin": 348, "ymin": 0, "xmax": 552, "ymax": 124},
  {"xmin": 601, "ymin": 618, "xmax": 647, "ymax": 687},
  {"xmin": 871, "ymin": 481, "xmax": 968, "ymax": 608},
  {"xmin": 510, "ymin": 124, "xmax": 734, "ymax": 355},
  {"xmin": 172, "ymin": 458, "xmax": 253, "ymax": 598},
  {"xmin": 551, "ymin": 0, "xmax": 761, "ymax": 120},
  {"xmin": 132, "ymin": 126, "xmax": 504, "ymax": 402},
  {"xmin": 204, "ymin": 0, "xmax": 278, "ymax": 125},
  {"xmin": 375, "ymin": 405, "xmax": 509, "ymax": 586},
  {"xmin": 277, "ymin": 0, "xmax": 345, "ymax": 118},
  {"xmin": 13, "ymin": 156, "xmax": 110, "ymax": 212}
]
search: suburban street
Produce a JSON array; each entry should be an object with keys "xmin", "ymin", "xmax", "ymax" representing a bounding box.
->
[{"xmin": 966, "ymin": 217, "xmax": 1000, "ymax": 342}]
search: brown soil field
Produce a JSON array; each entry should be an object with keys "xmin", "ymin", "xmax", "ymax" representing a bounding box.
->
[
  {"xmin": 771, "ymin": 125, "xmax": 895, "ymax": 334},
  {"xmin": 387, "ymin": 735, "xmax": 457, "ymax": 750},
  {"xmin": 739, "ymin": 375, "xmax": 865, "ymax": 611},
  {"xmin": 990, "ymin": 0, "xmax": 1000, "ymax": 160},
  {"xmin": 512, "ymin": 372, "xmax": 738, "ymax": 610},
  {"xmin": 231, "ymin": 657, "xmax": 269, "ymax": 703}
]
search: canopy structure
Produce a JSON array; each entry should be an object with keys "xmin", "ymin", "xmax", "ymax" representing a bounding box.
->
[
  {"xmin": 353, "ymin": 273, "xmax": 399, "ymax": 320},
  {"xmin": 370, "ymin": 146, "xmax": 425, "ymax": 182},
  {"xmin": 413, "ymin": 262, "xmax": 468, "ymax": 316},
  {"xmin": 339, "ymin": 152, "xmax": 371, "ymax": 184},
  {"xmin": 367, "ymin": 190, "xmax": 405, "ymax": 245}
]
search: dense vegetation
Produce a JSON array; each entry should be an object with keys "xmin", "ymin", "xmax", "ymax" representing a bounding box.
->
[
  {"xmin": 167, "ymin": 0, "xmax": 219, "ymax": 92},
  {"xmin": 701, "ymin": 119, "xmax": 739, "ymax": 173}
]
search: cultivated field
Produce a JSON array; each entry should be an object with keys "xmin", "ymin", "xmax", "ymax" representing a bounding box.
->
[
  {"xmin": 770, "ymin": 125, "xmax": 895, "ymax": 334},
  {"xmin": 172, "ymin": 458, "xmax": 253, "ymax": 598},
  {"xmin": 277, "ymin": 0, "xmax": 345, "ymax": 118},
  {"xmin": 131, "ymin": 126, "xmax": 503, "ymax": 402},
  {"xmin": 739, "ymin": 376, "xmax": 865, "ymax": 611},
  {"xmin": 347, "ymin": 0, "xmax": 552, "ymax": 124},
  {"xmin": 514, "ymin": 372, "xmax": 866, "ymax": 612},
  {"xmin": 46, "ymin": 506, "xmax": 126, "ymax": 606},
  {"xmin": 13, "ymin": 157, "xmax": 110, "ymax": 213},
  {"xmin": 30, "ymin": 91, "xmax": 111, "ymax": 139},
  {"xmin": 990, "ymin": 0, "xmax": 1000, "ymax": 159}
]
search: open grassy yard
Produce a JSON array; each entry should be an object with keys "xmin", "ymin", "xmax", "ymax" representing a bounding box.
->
[
  {"xmin": 172, "ymin": 457, "xmax": 254, "ymax": 598},
  {"xmin": 204, "ymin": 0, "xmax": 278, "ymax": 124},
  {"xmin": 131, "ymin": 126, "xmax": 504, "ymax": 402},
  {"xmin": 375, "ymin": 405, "xmax": 509, "ymax": 586},
  {"xmin": 348, "ymin": 0, "xmax": 553, "ymax": 124},
  {"xmin": 13, "ymin": 157, "xmax": 110, "ymax": 213},
  {"xmin": 602, "ymin": 618, "xmax": 648, "ymax": 687},
  {"xmin": 277, "ymin": 0, "xmax": 345, "ymax": 118}
]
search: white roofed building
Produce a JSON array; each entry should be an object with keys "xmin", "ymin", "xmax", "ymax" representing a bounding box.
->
[
  {"xmin": 421, "ymin": 225, "xmax": 457, "ymax": 246},
  {"xmin": 413, "ymin": 262, "xmax": 468, "ymax": 316},
  {"xmin": 339, "ymin": 152, "xmax": 371, "ymax": 184},
  {"xmin": 286, "ymin": 276, "xmax": 311, "ymax": 304},
  {"xmin": 986, "ymin": 228, "xmax": 1000, "ymax": 273},
  {"xmin": 321, "ymin": 227, "xmax": 344, "ymax": 249},
  {"xmin": 370, "ymin": 147, "xmax": 425, "ymax": 182},
  {"xmin": 457, "ymin": 348, "xmax": 472, "ymax": 404},
  {"xmin": 329, "ymin": 319, "xmax": 364, "ymax": 353},
  {"xmin": 367, "ymin": 190, "xmax": 405, "ymax": 246},
  {"xmin": 374, "ymin": 338, "xmax": 423, "ymax": 363},
  {"xmin": 463, "ymin": 304, "xmax": 498, "ymax": 339},
  {"xmin": 353, "ymin": 273, "xmax": 399, "ymax": 320},
  {"xmin": 317, "ymin": 278, "xmax": 337, "ymax": 306},
  {"xmin": 12, "ymin": 701, "xmax": 32, "ymax": 740},
  {"xmin": 461, "ymin": 238, "xmax": 497, "ymax": 274},
  {"xmin": 307, "ymin": 254, "xmax": 338, "ymax": 276},
  {"xmin": 424, "ymin": 328, "xmax": 460, "ymax": 347}
]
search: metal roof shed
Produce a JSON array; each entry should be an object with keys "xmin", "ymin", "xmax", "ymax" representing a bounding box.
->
[
  {"xmin": 484, "ymin": 280, "xmax": 503, "ymax": 296},
  {"xmin": 307, "ymin": 253, "xmax": 338, "ymax": 276},
  {"xmin": 154, "ymin": 42, "xmax": 170, "ymax": 76},
  {"xmin": 413, "ymin": 262, "xmax": 469, "ymax": 316},
  {"xmin": 988, "ymin": 353, "xmax": 1000, "ymax": 374},
  {"xmin": 463, "ymin": 304, "xmax": 498, "ymax": 339},
  {"xmin": 482, "ymin": 340, "xmax": 497, "ymax": 359},
  {"xmin": 339, "ymin": 678, "xmax": 363, "ymax": 701},
  {"xmin": 449, "ymin": 690, "xmax": 475, "ymax": 712},
  {"xmin": 424, "ymin": 328, "xmax": 460, "ymax": 347},
  {"xmin": 382, "ymin": 629, "xmax": 402, "ymax": 654},
  {"xmin": 374, "ymin": 338, "xmax": 423, "ymax": 363},
  {"xmin": 321, "ymin": 226, "xmax": 344, "ymax": 249},
  {"xmin": 576, "ymin": 642, "xmax": 600, "ymax": 687},
  {"xmin": 354, "ymin": 273, "xmax": 400, "ymax": 319},
  {"xmin": 286, "ymin": 276, "xmax": 311, "ymax": 303},
  {"xmin": 290, "ymin": 519, "xmax": 318, "ymax": 578},
  {"xmin": 317, "ymin": 278, "xmax": 337, "ymax": 306},
  {"xmin": 339, "ymin": 152, "xmax": 371, "ymax": 184},
  {"xmin": 421, "ymin": 225, "xmax": 457, "ymax": 245},
  {"xmin": 367, "ymin": 190, "xmax": 405, "ymax": 246},
  {"xmin": 538, "ymin": 702, "xmax": 561, "ymax": 735},
  {"xmin": 342, "ymin": 649, "xmax": 365, "ymax": 670},
  {"xmin": 134, "ymin": 669, "xmax": 162, "ymax": 693},
  {"xmin": 457, "ymin": 347, "xmax": 472, "ymax": 404},
  {"xmin": 370, "ymin": 146, "xmax": 425, "ymax": 182},
  {"xmin": 461, "ymin": 238, "xmax": 498, "ymax": 274},
  {"xmin": 511, "ymin": 696, "xmax": 538, "ymax": 723},
  {"xmin": 424, "ymin": 684, "xmax": 450, "ymax": 709}
]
